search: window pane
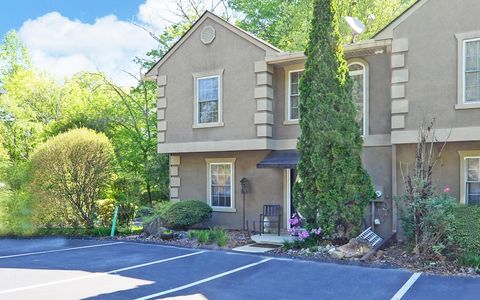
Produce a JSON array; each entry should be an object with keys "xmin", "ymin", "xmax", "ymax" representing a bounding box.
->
[
  {"xmin": 198, "ymin": 77, "xmax": 218, "ymax": 101},
  {"xmin": 467, "ymin": 182, "xmax": 480, "ymax": 205},
  {"xmin": 465, "ymin": 40, "xmax": 480, "ymax": 103},
  {"xmin": 198, "ymin": 77, "xmax": 219, "ymax": 123},
  {"xmin": 199, "ymin": 101, "xmax": 218, "ymax": 123},
  {"xmin": 210, "ymin": 164, "xmax": 232, "ymax": 208},
  {"xmin": 290, "ymin": 96, "xmax": 299, "ymax": 120},
  {"xmin": 467, "ymin": 158, "xmax": 480, "ymax": 181},
  {"xmin": 289, "ymin": 71, "xmax": 303, "ymax": 120},
  {"xmin": 349, "ymin": 64, "xmax": 365, "ymax": 134}
]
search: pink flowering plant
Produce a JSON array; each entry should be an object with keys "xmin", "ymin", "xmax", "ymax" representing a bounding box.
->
[{"xmin": 288, "ymin": 213, "xmax": 322, "ymax": 242}]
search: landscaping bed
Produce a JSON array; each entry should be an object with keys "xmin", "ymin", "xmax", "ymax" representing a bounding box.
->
[
  {"xmin": 270, "ymin": 241, "xmax": 480, "ymax": 277},
  {"xmin": 109, "ymin": 229, "xmax": 253, "ymax": 250}
]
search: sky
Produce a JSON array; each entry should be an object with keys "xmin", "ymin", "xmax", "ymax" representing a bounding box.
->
[{"xmin": 0, "ymin": 0, "xmax": 194, "ymax": 86}]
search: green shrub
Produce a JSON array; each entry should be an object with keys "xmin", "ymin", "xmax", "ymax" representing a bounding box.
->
[
  {"xmin": 451, "ymin": 205, "xmax": 480, "ymax": 255},
  {"xmin": 160, "ymin": 200, "xmax": 211, "ymax": 229},
  {"xmin": 189, "ymin": 227, "xmax": 228, "ymax": 247},
  {"xmin": 31, "ymin": 128, "xmax": 115, "ymax": 227},
  {"xmin": 400, "ymin": 192, "xmax": 457, "ymax": 256},
  {"xmin": 458, "ymin": 252, "xmax": 480, "ymax": 268},
  {"xmin": 96, "ymin": 198, "xmax": 116, "ymax": 227},
  {"xmin": 209, "ymin": 227, "xmax": 228, "ymax": 247}
]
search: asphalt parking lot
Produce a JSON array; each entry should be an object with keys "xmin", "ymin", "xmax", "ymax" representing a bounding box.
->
[{"xmin": 0, "ymin": 239, "xmax": 478, "ymax": 299}]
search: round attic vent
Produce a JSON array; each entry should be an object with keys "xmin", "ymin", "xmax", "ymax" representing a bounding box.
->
[{"xmin": 201, "ymin": 26, "xmax": 216, "ymax": 45}]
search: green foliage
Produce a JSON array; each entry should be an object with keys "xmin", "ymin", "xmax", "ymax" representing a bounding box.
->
[
  {"xmin": 400, "ymin": 192, "xmax": 457, "ymax": 256},
  {"xmin": 35, "ymin": 227, "xmax": 111, "ymax": 237},
  {"xmin": 229, "ymin": 0, "xmax": 415, "ymax": 51},
  {"xmin": 458, "ymin": 252, "xmax": 480, "ymax": 269},
  {"xmin": 0, "ymin": 30, "xmax": 31, "ymax": 82},
  {"xmin": 30, "ymin": 128, "xmax": 115, "ymax": 227},
  {"xmin": 189, "ymin": 227, "xmax": 229, "ymax": 247},
  {"xmin": 293, "ymin": 0, "xmax": 374, "ymax": 238},
  {"xmin": 160, "ymin": 200, "xmax": 212, "ymax": 229},
  {"xmin": 282, "ymin": 236, "xmax": 320, "ymax": 250},
  {"xmin": 96, "ymin": 198, "xmax": 116, "ymax": 227},
  {"xmin": 451, "ymin": 205, "xmax": 480, "ymax": 255},
  {"xmin": 0, "ymin": 161, "xmax": 36, "ymax": 235}
]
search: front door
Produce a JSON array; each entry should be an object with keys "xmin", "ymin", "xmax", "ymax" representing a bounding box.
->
[{"xmin": 284, "ymin": 168, "xmax": 297, "ymax": 229}]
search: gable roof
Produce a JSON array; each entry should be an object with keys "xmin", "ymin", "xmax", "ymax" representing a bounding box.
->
[
  {"xmin": 374, "ymin": 0, "xmax": 430, "ymax": 40},
  {"xmin": 144, "ymin": 11, "xmax": 282, "ymax": 79}
]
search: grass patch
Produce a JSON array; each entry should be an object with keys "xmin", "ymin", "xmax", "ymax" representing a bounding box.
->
[{"xmin": 188, "ymin": 227, "xmax": 228, "ymax": 247}]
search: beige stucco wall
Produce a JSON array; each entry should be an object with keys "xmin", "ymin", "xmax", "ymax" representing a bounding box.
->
[
  {"xmin": 176, "ymin": 151, "xmax": 284, "ymax": 229},
  {"xmin": 362, "ymin": 146, "xmax": 393, "ymax": 238},
  {"xmin": 393, "ymin": 0, "xmax": 480, "ymax": 131},
  {"xmin": 396, "ymin": 141, "xmax": 480, "ymax": 204},
  {"xmin": 271, "ymin": 52, "xmax": 392, "ymax": 141},
  {"xmin": 158, "ymin": 18, "xmax": 270, "ymax": 143}
]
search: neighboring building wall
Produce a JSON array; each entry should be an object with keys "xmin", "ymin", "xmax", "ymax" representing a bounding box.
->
[
  {"xmin": 173, "ymin": 151, "xmax": 284, "ymax": 229},
  {"xmin": 391, "ymin": 0, "xmax": 480, "ymax": 136},
  {"xmin": 396, "ymin": 141, "xmax": 480, "ymax": 204}
]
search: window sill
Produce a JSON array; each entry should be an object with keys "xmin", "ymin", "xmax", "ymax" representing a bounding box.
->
[
  {"xmin": 455, "ymin": 103, "xmax": 480, "ymax": 110},
  {"xmin": 193, "ymin": 122, "xmax": 224, "ymax": 129},
  {"xmin": 283, "ymin": 120, "xmax": 299, "ymax": 125},
  {"xmin": 212, "ymin": 207, "xmax": 236, "ymax": 213}
]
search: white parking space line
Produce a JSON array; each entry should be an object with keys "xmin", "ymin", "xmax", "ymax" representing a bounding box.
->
[
  {"xmin": 391, "ymin": 272, "xmax": 422, "ymax": 300},
  {"xmin": 0, "ymin": 242, "xmax": 125, "ymax": 259},
  {"xmin": 0, "ymin": 250, "xmax": 206, "ymax": 295},
  {"xmin": 134, "ymin": 258, "xmax": 273, "ymax": 300}
]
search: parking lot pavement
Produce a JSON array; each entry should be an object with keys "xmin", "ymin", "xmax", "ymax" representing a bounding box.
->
[{"xmin": 0, "ymin": 238, "xmax": 478, "ymax": 300}]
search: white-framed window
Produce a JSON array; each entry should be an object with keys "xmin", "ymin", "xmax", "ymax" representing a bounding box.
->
[
  {"xmin": 348, "ymin": 61, "xmax": 368, "ymax": 136},
  {"xmin": 206, "ymin": 158, "xmax": 236, "ymax": 212},
  {"xmin": 464, "ymin": 39, "xmax": 480, "ymax": 104},
  {"xmin": 288, "ymin": 70, "xmax": 303, "ymax": 121},
  {"xmin": 193, "ymin": 69, "xmax": 224, "ymax": 128},
  {"xmin": 465, "ymin": 157, "xmax": 480, "ymax": 205},
  {"xmin": 197, "ymin": 76, "xmax": 219, "ymax": 124}
]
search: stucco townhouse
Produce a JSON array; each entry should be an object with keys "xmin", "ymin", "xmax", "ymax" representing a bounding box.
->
[{"xmin": 144, "ymin": 0, "xmax": 480, "ymax": 240}]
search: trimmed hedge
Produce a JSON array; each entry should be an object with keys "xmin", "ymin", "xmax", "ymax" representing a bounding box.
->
[
  {"xmin": 161, "ymin": 200, "xmax": 212, "ymax": 229},
  {"xmin": 452, "ymin": 205, "xmax": 480, "ymax": 254}
]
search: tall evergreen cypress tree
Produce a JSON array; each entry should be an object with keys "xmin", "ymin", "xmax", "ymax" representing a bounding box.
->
[{"xmin": 294, "ymin": 0, "xmax": 374, "ymax": 237}]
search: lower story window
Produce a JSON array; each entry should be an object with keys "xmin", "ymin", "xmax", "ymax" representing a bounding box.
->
[
  {"xmin": 207, "ymin": 159, "xmax": 235, "ymax": 211},
  {"xmin": 466, "ymin": 157, "xmax": 480, "ymax": 205}
]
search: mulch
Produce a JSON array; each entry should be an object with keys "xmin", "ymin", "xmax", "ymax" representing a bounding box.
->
[{"xmin": 109, "ymin": 230, "xmax": 253, "ymax": 250}]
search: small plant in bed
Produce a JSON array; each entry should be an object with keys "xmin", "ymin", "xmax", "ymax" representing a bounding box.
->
[
  {"xmin": 161, "ymin": 229, "xmax": 174, "ymax": 240},
  {"xmin": 189, "ymin": 227, "xmax": 228, "ymax": 247}
]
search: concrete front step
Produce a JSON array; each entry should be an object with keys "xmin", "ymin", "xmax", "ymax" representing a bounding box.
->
[{"xmin": 251, "ymin": 234, "xmax": 294, "ymax": 245}]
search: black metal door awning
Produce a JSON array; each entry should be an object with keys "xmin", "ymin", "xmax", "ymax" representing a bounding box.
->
[{"xmin": 256, "ymin": 150, "xmax": 300, "ymax": 169}]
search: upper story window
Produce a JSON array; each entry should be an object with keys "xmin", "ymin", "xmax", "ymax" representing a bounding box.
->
[
  {"xmin": 348, "ymin": 62, "xmax": 367, "ymax": 136},
  {"xmin": 197, "ymin": 76, "xmax": 219, "ymax": 124},
  {"xmin": 465, "ymin": 157, "xmax": 480, "ymax": 205},
  {"xmin": 464, "ymin": 39, "xmax": 480, "ymax": 104},
  {"xmin": 193, "ymin": 69, "xmax": 224, "ymax": 128},
  {"xmin": 288, "ymin": 70, "xmax": 303, "ymax": 121}
]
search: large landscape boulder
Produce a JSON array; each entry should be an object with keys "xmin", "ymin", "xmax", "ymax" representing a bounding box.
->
[
  {"xmin": 143, "ymin": 217, "xmax": 166, "ymax": 236},
  {"xmin": 329, "ymin": 238, "xmax": 372, "ymax": 259}
]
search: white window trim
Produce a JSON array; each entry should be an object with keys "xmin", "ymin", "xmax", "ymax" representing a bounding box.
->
[
  {"xmin": 456, "ymin": 32, "xmax": 480, "ymax": 110},
  {"xmin": 459, "ymin": 151, "xmax": 480, "ymax": 204},
  {"xmin": 348, "ymin": 59, "xmax": 369, "ymax": 137},
  {"xmin": 193, "ymin": 69, "xmax": 225, "ymax": 128},
  {"xmin": 206, "ymin": 158, "xmax": 236, "ymax": 212},
  {"xmin": 285, "ymin": 68, "xmax": 304, "ymax": 124}
]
